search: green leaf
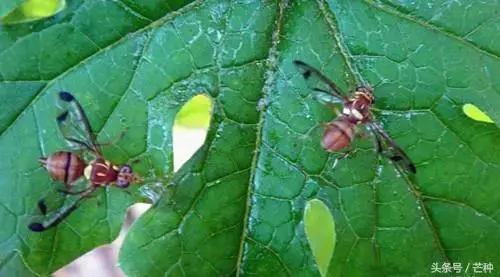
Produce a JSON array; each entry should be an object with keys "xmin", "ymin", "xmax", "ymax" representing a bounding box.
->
[
  {"xmin": 304, "ymin": 199, "xmax": 336, "ymax": 277},
  {"xmin": 2, "ymin": 0, "xmax": 500, "ymax": 276},
  {"xmin": 0, "ymin": 0, "xmax": 25, "ymax": 19}
]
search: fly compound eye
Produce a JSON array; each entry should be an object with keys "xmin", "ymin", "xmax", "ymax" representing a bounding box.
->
[
  {"xmin": 117, "ymin": 165, "xmax": 133, "ymax": 188},
  {"xmin": 120, "ymin": 165, "xmax": 132, "ymax": 174},
  {"xmin": 356, "ymin": 86, "xmax": 375, "ymax": 103},
  {"xmin": 117, "ymin": 177, "xmax": 130, "ymax": 188},
  {"xmin": 356, "ymin": 86, "xmax": 371, "ymax": 94},
  {"xmin": 32, "ymin": 92, "xmax": 148, "ymax": 231}
]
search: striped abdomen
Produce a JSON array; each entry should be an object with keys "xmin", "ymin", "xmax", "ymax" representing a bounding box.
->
[
  {"xmin": 40, "ymin": 151, "xmax": 85, "ymax": 184},
  {"xmin": 321, "ymin": 119, "xmax": 356, "ymax": 151}
]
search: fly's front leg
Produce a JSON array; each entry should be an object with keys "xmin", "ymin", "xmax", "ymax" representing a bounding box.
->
[{"xmin": 300, "ymin": 122, "xmax": 329, "ymax": 141}]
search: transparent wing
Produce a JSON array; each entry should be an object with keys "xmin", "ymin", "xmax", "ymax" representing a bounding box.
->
[
  {"xmin": 293, "ymin": 60, "xmax": 348, "ymax": 101},
  {"xmin": 32, "ymin": 176, "xmax": 90, "ymax": 215},
  {"xmin": 28, "ymin": 187, "xmax": 96, "ymax": 232},
  {"xmin": 57, "ymin": 91, "xmax": 101, "ymax": 155},
  {"xmin": 369, "ymin": 123, "xmax": 416, "ymax": 175}
]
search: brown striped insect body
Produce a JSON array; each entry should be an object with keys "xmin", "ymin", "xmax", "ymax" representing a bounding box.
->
[
  {"xmin": 294, "ymin": 60, "xmax": 416, "ymax": 175},
  {"xmin": 84, "ymin": 158, "xmax": 135, "ymax": 188},
  {"xmin": 321, "ymin": 120, "xmax": 356, "ymax": 151},
  {"xmin": 321, "ymin": 87, "xmax": 374, "ymax": 151},
  {"xmin": 40, "ymin": 153, "xmax": 136, "ymax": 189},
  {"xmin": 29, "ymin": 92, "xmax": 139, "ymax": 232},
  {"xmin": 39, "ymin": 151, "xmax": 85, "ymax": 185}
]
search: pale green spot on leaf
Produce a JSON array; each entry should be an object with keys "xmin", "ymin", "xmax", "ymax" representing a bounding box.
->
[
  {"xmin": 2, "ymin": 1, "xmax": 500, "ymax": 276},
  {"xmin": 462, "ymin": 104, "xmax": 494, "ymax": 124},
  {"xmin": 304, "ymin": 199, "xmax": 336, "ymax": 277},
  {"xmin": 174, "ymin": 94, "xmax": 212, "ymax": 128},
  {"xmin": 1, "ymin": 0, "xmax": 65, "ymax": 24}
]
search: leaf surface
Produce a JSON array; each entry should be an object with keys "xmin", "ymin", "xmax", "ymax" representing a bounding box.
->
[
  {"xmin": 0, "ymin": 0, "xmax": 24, "ymax": 18},
  {"xmin": 1, "ymin": 0, "xmax": 500, "ymax": 276}
]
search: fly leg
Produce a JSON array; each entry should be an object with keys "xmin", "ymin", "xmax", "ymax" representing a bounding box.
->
[
  {"xmin": 331, "ymin": 147, "xmax": 358, "ymax": 169},
  {"xmin": 300, "ymin": 97, "xmax": 342, "ymax": 143},
  {"xmin": 300, "ymin": 122, "xmax": 330, "ymax": 142},
  {"xmin": 372, "ymin": 129, "xmax": 397, "ymax": 164},
  {"xmin": 93, "ymin": 186, "xmax": 131, "ymax": 208},
  {"xmin": 96, "ymin": 128, "xmax": 129, "ymax": 148},
  {"xmin": 57, "ymin": 188, "xmax": 91, "ymax": 195},
  {"xmin": 329, "ymin": 124, "xmax": 365, "ymax": 168},
  {"xmin": 357, "ymin": 130, "xmax": 371, "ymax": 140},
  {"xmin": 373, "ymin": 132, "xmax": 383, "ymax": 154}
]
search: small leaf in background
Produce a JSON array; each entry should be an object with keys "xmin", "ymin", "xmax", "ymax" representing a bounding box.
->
[
  {"xmin": 1, "ymin": 0, "xmax": 65, "ymax": 24},
  {"xmin": 304, "ymin": 199, "xmax": 336, "ymax": 277},
  {"xmin": 462, "ymin": 104, "xmax": 494, "ymax": 124},
  {"xmin": 174, "ymin": 94, "xmax": 212, "ymax": 128}
]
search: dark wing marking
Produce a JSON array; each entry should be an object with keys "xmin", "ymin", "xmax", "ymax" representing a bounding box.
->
[
  {"xmin": 369, "ymin": 123, "xmax": 416, "ymax": 175},
  {"xmin": 28, "ymin": 187, "xmax": 96, "ymax": 232},
  {"xmin": 28, "ymin": 204, "xmax": 79, "ymax": 232},
  {"xmin": 293, "ymin": 60, "xmax": 347, "ymax": 101},
  {"xmin": 37, "ymin": 199, "xmax": 48, "ymax": 215},
  {"xmin": 33, "ymin": 176, "xmax": 90, "ymax": 215},
  {"xmin": 57, "ymin": 91, "xmax": 101, "ymax": 155}
]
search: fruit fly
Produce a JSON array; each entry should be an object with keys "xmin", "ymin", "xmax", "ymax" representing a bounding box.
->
[
  {"xmin": 29, "ymin": 92, "xmax": 139, "ymax": 232},
  {"xmin": 293, "ymin": 60, "xmax": 416, "ymax": 175}
]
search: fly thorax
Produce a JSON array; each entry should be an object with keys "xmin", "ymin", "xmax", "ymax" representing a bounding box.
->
[
  {"xmin": 342, "ymin": 106, "xmax": 364, "ymax": 122},
  {"xmin": 84, "ymin": 164, "xmax": 92, "ymax": 180},
  {"xmin": 351, "ymin": 108, "xmax": 364, "ymax": 121},
  {"xmin": 342, "ymin": 107, "xmax": 351, "ymax": 116}
]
